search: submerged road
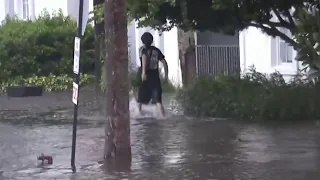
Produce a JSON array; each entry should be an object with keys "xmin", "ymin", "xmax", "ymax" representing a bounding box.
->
[{"xmin": 0, "ymin": 92, "xmax": 320, "ymax": 179}]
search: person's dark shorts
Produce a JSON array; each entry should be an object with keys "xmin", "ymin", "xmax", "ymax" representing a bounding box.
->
[{"xmin": 137, "ymin": 69, "xmax": 162, "ymax": 104}]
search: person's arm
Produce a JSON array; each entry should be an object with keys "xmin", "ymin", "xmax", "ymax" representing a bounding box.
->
[
  {"xmin": 160, "ymin": 58, "xmax": 169, "ymax": 81},
  {"xmin": 142, "ymin": 54, "xmax": 147, "ymax": 75},
  {"xmin": 158, "ymin": 49, "xmax": 168, "ymax": 81},
  {"xmin": 158, "ymin": 49, "xmax": 169, "ymax": 81},
  {"xmin": 141, "ymin": 48, "xmax": 148, "ymax": 80}
]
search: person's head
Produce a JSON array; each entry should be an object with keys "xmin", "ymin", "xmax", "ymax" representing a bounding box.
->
[{"xmin": 141, "ymin": 32, "xmax": 153, "ymax": 47}]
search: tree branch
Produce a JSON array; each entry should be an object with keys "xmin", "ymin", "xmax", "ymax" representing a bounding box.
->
[
  {"xmin": 271, "ymin": 8, "xmax": 294, "ymax": 29},
  {"xmin": 247, "ymin": 22, "xmax": 297, "ymax": 47},
  {"xmin": 283, "ymin": 9, "xmax": 296, "ymax": 27},
  {"xmin": 272, "ymin": 8, "xmax": 286, "ymax": 23},
  {"xmin": 267, "ymin": 21, "xmax": 290, "ymax": 28}
]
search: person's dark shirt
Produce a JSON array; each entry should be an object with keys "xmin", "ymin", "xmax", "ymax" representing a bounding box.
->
[{"xmin": 139, "ymin": 45, "xmax": 165, "ymax": 70}]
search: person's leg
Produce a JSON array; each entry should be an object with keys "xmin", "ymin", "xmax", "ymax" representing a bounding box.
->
[
  {"xmin": 138, "ymin": 103, "xmax": 142, "ymax": 113},
  {"xmin": 136, "ymin": 67, "xmax": 145, "ymax": 114},
  {"xmin": 156, "ymin": 88, "xmax": 165, "ymax": 117},
  {"xmin": 151, "ymin": 83, "xmax": 165, "ymax": 117},
  {"xmin": 137, "ymin": 80, "xmax": 152, "ymax": 114},
  {"xmin": 156, "ymin": 102, "xmax": 165, "ymax": 117}
]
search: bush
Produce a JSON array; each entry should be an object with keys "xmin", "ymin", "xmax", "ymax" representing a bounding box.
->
[
  {"xmin": 176, "ymin": 67, "xmax": 320, "ymax": 121},
  {"xmin": 0, "ymin": 74, "xmax": 94, "ymax": 92},
  {"xmin": 0, "ymin": 9, "xmax": 95, "ymax": 81}
]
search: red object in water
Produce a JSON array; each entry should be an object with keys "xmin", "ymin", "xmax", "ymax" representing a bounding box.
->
[{"xmin": 37, "ymin": 154, "xmax": 53, "ymax": 164}]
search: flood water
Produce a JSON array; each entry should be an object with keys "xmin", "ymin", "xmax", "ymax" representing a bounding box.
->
[{"xmin": 1, "ymin": 98, "xmax": 320, "ymax": 179}]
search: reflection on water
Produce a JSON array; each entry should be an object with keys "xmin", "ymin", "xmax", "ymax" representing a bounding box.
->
[{"xmin": 1, "ymin": 105, "xmax": 320, "ymax": 179}]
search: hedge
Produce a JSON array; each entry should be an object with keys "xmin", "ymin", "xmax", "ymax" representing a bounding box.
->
[
  {"xmin": 0, "ymin": 9, "xmax": 95, "ymax": 82},
  {"xmin": 176, "ymin": 67, "xmax": 320, "ymax": 121},
  {"xmin": 0, "ymin": 74, "xmax": 95, "ymax": 92}
]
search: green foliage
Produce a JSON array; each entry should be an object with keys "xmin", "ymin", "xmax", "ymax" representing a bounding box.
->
[
  {"xmin": 294, "ymin": 5, "xmax": 320, "ymax": 71},
  {"xmin": 128, "ymin": 0, "xmax": 306, "ymax": 34},
  {"xmin": 176, "ymin": 67, "xmax": 320, "ymax": 121},
  {"xmin": 89, "ymin": 3, "xmax": 104, "ymax": 24},
  {"xmin": 0, "ymin": 74, "xmax": 94, "ymax": 92},
  {"xmin": 0, "ymin": 9, "xmax": 95, "ymax": 81},
  {"xmin": 161, "ymin": 78, "xmax": 176, "ymax": 92}
]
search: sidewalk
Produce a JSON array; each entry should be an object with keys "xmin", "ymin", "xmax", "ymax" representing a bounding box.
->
[{"xmin": 0, "ymin": 91, "xmax": 106, "ymax": 122}]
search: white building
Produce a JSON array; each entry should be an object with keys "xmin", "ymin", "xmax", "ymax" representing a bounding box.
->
[
  {"xmin": 239, "ymin": 27, "xmax": 300, "ymax": 80},
  {"xmin": 195, "ymin": 28, "xmax": 300, "ymax": 81},
  {"xmin": 0, "ymin": 0, "xmax": 92, "ymax": 20},
  {"xmin": 0, "ymin": 0, "xmax": 300, "ymax": 87}
]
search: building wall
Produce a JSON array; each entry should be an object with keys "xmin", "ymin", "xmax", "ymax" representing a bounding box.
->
[
  {"xmin": 163, "ymin": 27, "xmax": 181, "ymax": 86},
  {"xmin": 240, "ymin": 27, "xmax": 299, "ymax": 81},
  {"xmin": 0, "ymin": 0, "xmax": 7, "ymax": 22},
  {"xmin": 127, "ymin": 21, "xmax": 137, "ymax": 68},
  {"xmin": 239, "ymin": 28, "xmax": 272, "ymax": 74},
  {"xmin": 0, "ymin": 0, "xmax": 17, "ymax": 22},
  {"xmin": 34, "ymin": 0, "xmax": 68, "ymax": 18}
]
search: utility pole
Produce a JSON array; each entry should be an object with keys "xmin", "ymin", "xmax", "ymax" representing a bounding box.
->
[
  {"xmin": 103, "ymin": 0, "xmax": 131, "ymax": 162},
  {"xmin": 71, "ymin": 0, "xmax": 89, "ymax": 172}
]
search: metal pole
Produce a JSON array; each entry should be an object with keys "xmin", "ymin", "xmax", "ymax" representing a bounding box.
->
[{"xmin": 71, "ymin": 0, "xmax": 84, "ymax": 172}]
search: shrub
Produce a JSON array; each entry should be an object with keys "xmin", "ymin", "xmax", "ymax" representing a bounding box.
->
[
  {"xmin": 0, "ymin": 74, "xmax": 94, "ymax": 92},
  {"xmin": 0, "ymin": 9, "xmax": 95, "ymax": 81},
  {"xmin": 176, "ymin": 67, "xmax": 320, "ymax": 121}
]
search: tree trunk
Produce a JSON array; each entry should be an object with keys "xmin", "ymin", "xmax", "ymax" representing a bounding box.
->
[
  {"xmin": 178, "ymin": 29, "xmax": 196, "ymax": 87},
  {"xmin": 104, "ymin": 0, "xmax": 131, "ymax": 162}
]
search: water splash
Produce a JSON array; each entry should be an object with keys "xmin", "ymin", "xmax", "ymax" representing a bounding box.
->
[
  {"xmin": 129, "ymin": 98, "xmax": 160, "ymax": 119},
  {"xmin": 168, "ymin": 99, "xmax": 183, "ymax": 115}
]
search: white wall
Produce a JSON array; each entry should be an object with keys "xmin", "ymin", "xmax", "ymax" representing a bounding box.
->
[
  {"xmin": 0, "ymin": 0, "xmax": 15, "ymax": 23},
  {"xmin": 34, "ymin": 0, "xmax": 67, "ymax": 16},
  {"xmin": 128, "ymin": 21, "xmax": 137, "ymax": 68},
  {"xmin": 240, "ymin": 28, "xmax": 272, "ymax": 74},
  {"xmin": 0, "ymin": 0, "xmax": 7, "ymax": 23},
  {"xmin": 240, "ymin": 27, "xmax": 299, "ymax": 80},
  {"xmin": 163, "ymin": 27, "xmax": 181, "ymax": 87},
  {"xmin": 0, "ymin": 0, "xmax": 93, "ymax": 22}
]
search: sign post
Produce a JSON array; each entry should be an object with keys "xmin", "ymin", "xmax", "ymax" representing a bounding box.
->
[{"xmin": 71, "ymin": 0, "xmax": 88, "ymax": 172}]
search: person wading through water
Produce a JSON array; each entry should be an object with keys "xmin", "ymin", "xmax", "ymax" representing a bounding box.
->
[{"xmin": 137, "ymin": 32, "xmax": 169, "ymax": 117}]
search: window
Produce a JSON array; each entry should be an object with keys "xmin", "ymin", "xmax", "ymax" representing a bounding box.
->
[
  {"xmin": 278, "ymin": 28, "xmax": 293, "ymax": 63},
  {"xmin": 22, "ymin": 0, "xmax": 29, "ymax": 19},
  {"xmin": 279, "ymin": 40, "xmax": 293, "ymax": 63}
]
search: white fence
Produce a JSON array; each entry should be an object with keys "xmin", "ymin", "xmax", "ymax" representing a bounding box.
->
[{"xmin": 196, "ymin": 45, "xmax": 240, "ymax": 76}]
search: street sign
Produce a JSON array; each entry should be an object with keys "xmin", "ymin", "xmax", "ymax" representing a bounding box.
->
[
  {"xmin": 74, "ymin": 37, "xmax": 80, "ymax": 52},
  {"xmin": 73, "ymin": 54, "xmax": 79, "ymax": 74},
  {"xmin": 72, "ymin": 82, "xmax": 78, "ymax": 105},
  {"xmin": 73, "ymin": 37, "xmax": 80, "ymax": 74}
]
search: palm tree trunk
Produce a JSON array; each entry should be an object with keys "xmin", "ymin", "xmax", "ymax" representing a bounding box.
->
[
  {"xmin": 178, "ymin": 29, "xmax": 196, "ymax": 87},
  {"xmin": 104, "ymin": 0, "xmax": 131, "ymax": 161}
]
